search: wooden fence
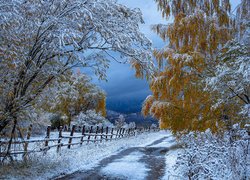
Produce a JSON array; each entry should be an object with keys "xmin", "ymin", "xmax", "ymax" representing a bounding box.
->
[{"xmin": 0, "ymin": 125, "xmax": 159, "ymax": 161}]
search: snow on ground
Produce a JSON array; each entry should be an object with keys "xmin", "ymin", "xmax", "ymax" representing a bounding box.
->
[
  {"xmin": 0, "ymin": 131, "xmax": 170, "ymax": 180},
  {"xmin": 101, "ymin": 151, "xmax": 149, "ymax": 180},
  {"xmin": 149, "ymin": 134, "xmax": 175, "ymax": 147},
  {"xmin": 162, "ymin": 149, "xmax": 184, "ymax": 180}
]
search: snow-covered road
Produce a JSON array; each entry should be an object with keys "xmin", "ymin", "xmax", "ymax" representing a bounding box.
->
[
  {"xmin": 55, "ymin": 133, "xmax": 181, "ymax": 180},
  {"xmin": 0, "ymin": 131, "xmax": 182, "ymax": 180}
]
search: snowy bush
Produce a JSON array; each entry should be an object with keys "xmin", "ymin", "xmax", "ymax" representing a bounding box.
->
[
  {"xmin": 50, "ymin": 114, "xmax": 68, "ymax": 130},
  {"xmin": 128, "ymin": 122, "xmax": 136, "ymax": 129},
  {"xmin": 122, "ymin": 122, "xmax": 136, "ymax": 129},
  {"xmin": 115, "ymin": 115, "xmax": 126, "ymax": 129},
  {"xmin": 175, "ymin": 128, "xmax": 250, "ymax": 179},
  {"xmin": 150, "ymin": 123, "xmax": 158, "ymax": 129},
  {"xmin": 73, "ymin": 110, "xmax": 112, "ymax": 127}
]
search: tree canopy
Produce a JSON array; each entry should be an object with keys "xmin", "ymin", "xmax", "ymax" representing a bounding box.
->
[
  {"xmin": 0, "ymin": 0, "xmax": 153, "ymax": 133},
  {"xmin": 143, "ymin": 0, "xmax": 249, "ymax": 134}
]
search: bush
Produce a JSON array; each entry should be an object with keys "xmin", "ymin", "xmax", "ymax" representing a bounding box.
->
[
  {"xmin": 175, "ymin": 128, "xmax": 250, "ymax": 179},
  {"xmin": 50, "ymin": 114, "xmax": 67, "ymax": 130}
]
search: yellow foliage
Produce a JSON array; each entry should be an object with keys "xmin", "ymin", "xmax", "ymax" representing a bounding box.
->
[
  {"xmin": 42, "ymin": 72, "xmax": 106, "ymax": 123},
  {"xmin": 131, "ymin": 60, "xmax": 144, "ymax": 79},
  {"xmin": 142, "ymin": 0, "xmax": 240, "ymax": 134},
  {"xmin": 96, "ymin": 94, "xmax": 106, "ymax": 117}
]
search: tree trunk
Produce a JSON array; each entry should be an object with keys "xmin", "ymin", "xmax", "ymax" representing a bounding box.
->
[
  {"xmin": 2, "ymin": 117, "xmax": 17, "ymax": 162},
  {"xmin": 0, "ymin": 119, "xmax": 10, "ymax": 134}
]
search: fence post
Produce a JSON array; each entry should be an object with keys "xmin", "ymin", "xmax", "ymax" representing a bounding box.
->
[
  {"xmin": 23, "ymin": 124, "xmax": 32, "ymax": 160},
  {"xmin": 119, "ymin": 128, "xmax": 122, "ymax": 138},
  {"xmin": 57, "ymin": 126, "xmax": 62, "ymax": 153},
  {"xmin": 80, "ymin": 126, "xmax": 85, "ymax": 145},
  {"xmin": 87, "ymin": 126, "xmax": 93, "ymax": 143},
  {"xmin": 105, "ymin": 127, "xmax": 108, "ymax": 141},
  {"xmin": 68, "ymin": 125, "xmax": 75, "ymax": 149},
  {"xmin": 111, "ymin": 128, "xmax": 114, "ymax": 140},
  {"xmin": 128, "ymin": 128, "xmax": 130, "ymax": 137},
  {"xmin": 44, "ymin": 126, "xmax": 51, "ymax": 152},
  {"xmin": 100, "ymin": 126, "xmax": 103, "ymax": 143},
  {"xmin": 122, "ymin": 128, "xmax": 125, "ymax": 137},
  {"xmin": 116, "ymin": 128, "xmax": 119, "ymax": 139},
  {"xmin": 94, "ymin": 126, "xmax": 99, "ymax": 143}
]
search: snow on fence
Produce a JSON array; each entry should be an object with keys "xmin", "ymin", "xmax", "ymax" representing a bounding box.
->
[{"xmin": 0, "ymin": 125, "xmax": 159, "ymax": 161}]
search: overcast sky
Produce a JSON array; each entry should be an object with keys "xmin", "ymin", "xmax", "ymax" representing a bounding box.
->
[
  {"xmin": 92, "ymin": 0, "xmax": 241, "ymax": 111},
  {"xmin": 93, "ymin": 0, "xmax": 164, "ymax": 101}
]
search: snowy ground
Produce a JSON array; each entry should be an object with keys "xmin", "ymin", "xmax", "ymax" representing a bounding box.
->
[
  {"xmin": 0, "ymin": 130, "xmax": 182, "ymax": 180},
  {"xmin": 101, "ymin": 151, "xmax": 149, "ymax": 180},
  {"xmin": 55, "ymin": 131, "xmax": 183, "ymax": 180}
]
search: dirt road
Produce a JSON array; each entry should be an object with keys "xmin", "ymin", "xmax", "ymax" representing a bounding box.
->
[{"xmin": 55, "ymin": 135, "xmax": 178, "ymax": 180}]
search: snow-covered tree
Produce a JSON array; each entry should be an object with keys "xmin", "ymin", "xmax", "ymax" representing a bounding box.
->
[
  {"xmin": 143, "ymin": 0, "xmax": 249, "ymax": 133},
  {"xmin": 150, "ymin": 123, "xmax": 158, "ymax": 129},
  {"xmin": 0, "ymin": 0, "xmax": 153, "ymax": 133},
  {"xmin": 143, "ymin": 0, "xmax": 234, "ymax": 133},
  {"xmin": 206, "ymin": 0, "xmax": 250, "ymax": 120},
  {"xmin": 128, "ymin": 122, "xmax": 136, "ymax": 129},
  {"xmin": 206, "ymin": 40, "xmax": 250, "ymax": 118},
  {"xmin": 115, "ymin": 115, "xmax": 126, "ymax": 129},
  {"xmin": 73, "ymin": 110, "xmax": 112, "ymax": 127},
  {"xmin": 39, "ymin": 71, "xmax": 106, "ymax": 124},
  {"xmin": 122, "ymin": 121, "xmax": 136, "ymax": 129}
]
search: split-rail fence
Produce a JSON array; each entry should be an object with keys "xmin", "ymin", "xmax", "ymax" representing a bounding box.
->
[{"xmin": 0, "ymin": 125, "xmax": 159, "ymax": 161}]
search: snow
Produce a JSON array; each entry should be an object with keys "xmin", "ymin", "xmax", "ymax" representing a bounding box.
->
[
  {"xmin": 0, "ymin": 131, "xmax": 171, "ymax": 180},
  {"xmin": 162, "ymin": 149, "xmax": 183, "ymax": 180},
  {"xmin": 101, "ymin": 151, "xmax": 149, "ymax": 180},
  {"xmin": 149, "ymin": 134, "xmax": 175, "ymax": 147}
]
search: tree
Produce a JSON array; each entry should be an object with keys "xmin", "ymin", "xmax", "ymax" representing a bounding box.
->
[
  {"xmin": 142, "ymin": 0, "xmax": 243, "ymax": 133},
  {"xmin": 0, "ymin": 0, "xmax": 153, "ymax": 133},
  {"xmin": 39, "ymin": 71, "xmax": 106, "ymax": 124},
  {"xmin": 73, "ymin": 110, "xmax": 112, "ymax": 127},
  {"xmin": 206, "ymin": 40, "xmax": 250, "ymax": 119},
  {"xmin": 115, "ymin": 115, "xmax": 126, "ymax": 129},
  {"xmin": 206, "ymin": 0, "xmax": 250, "ymax": 120}
]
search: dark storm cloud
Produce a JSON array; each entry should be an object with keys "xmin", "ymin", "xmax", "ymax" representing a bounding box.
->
[
  {"xmin": 92, "ymin": 0, "xmax": 241, "ymax": 112},
  {"xmin": 92, "ymin": 0, "xmax": 165, "ymax": 102},
  {"xmin": 95, "ymin": 61, "xmax": 151, "ymax": 99}
]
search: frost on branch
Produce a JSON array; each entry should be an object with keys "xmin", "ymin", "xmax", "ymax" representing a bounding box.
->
[
  {"xmin": 0, "ymin": 0, "xmax": 153, "ymax": 132},
  {"xmin": 205, "ymin": 1, "xmax": 250, "ymax": 119},
  {"xmin": 176, "ymin": 129, "xmax": 250, "ymax": 179},
  {"xmin": 206, "ymin": 40, "xmax": 250, "ymax": 118}
]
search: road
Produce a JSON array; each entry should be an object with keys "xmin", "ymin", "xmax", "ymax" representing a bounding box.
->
[{"xmin": 55, "ymin": 135, "xmax": 179, "ymax": 180}]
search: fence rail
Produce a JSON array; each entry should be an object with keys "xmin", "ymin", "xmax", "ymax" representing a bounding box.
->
[{"xmin": 0, "ymin": 125, "xmax": 159, "ymax": 161}]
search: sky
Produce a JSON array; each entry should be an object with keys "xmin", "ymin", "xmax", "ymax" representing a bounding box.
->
[
  {"xmin": 92, "ymin": 0, "xmax": 241, "ymax": 113},
  {"xmin": 92, "ymin": 0, "xmax": 165, "ymax": 113}
]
